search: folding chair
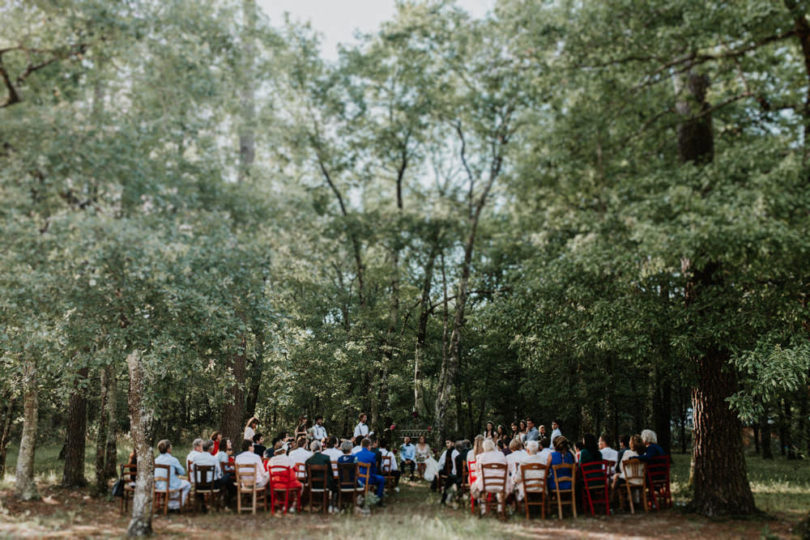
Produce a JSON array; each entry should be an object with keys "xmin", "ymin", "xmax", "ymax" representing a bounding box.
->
[
  {"xmin": 580, "ymin": 460, "xmax": 610, "ymax": 516},
  {"xmin": 520, "ymin": 462, "xmax": 548, "ymax": 519},
  {"xmin": 550, "ymin": 463, "xmax": 577, "ymax": 519},
  {"xmin": 479, "ymin": 462, "xmax": 508, "ymax": 519}
]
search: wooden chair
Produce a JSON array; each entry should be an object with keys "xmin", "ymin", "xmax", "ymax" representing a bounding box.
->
[
  {"xmin": 306, "ymin": 464, "xmax": 330, "ymax": 514},
  {"xmin": 235, "ymin": 463, "xmax": 267, "ymax": 514},
  {"xmin": 646, "ymin": 456, "xmax": 672, "ymax": 510},
  {"xmin": 192, "ymin": 464, "xmax": 221, "ymax": 512},
  {"xmin": 467, "ymin": 460, "xmax": 478, "ymax": 514},
  {"xmin": 460, "ymin": 460, "xmax": 471, "ymax": 497},
  {"xmin": 356, "ymin": 461, "xmax": 372, "ymax": 499},
  {"xmin": 337, "ymin": 462, "xmax": 362, "ymax": 510},
  {"xmin": 520, "ymin": 462, "xmax": 549, "ymax": 519},
  {"xmin": 550, "ymin": 463, "xmax": 577, "ymax": 519},
  {"xmin": 294, "ymin": 462, "xmax": 309, "ymax": 506},
  {"xmin": 479, "ymin": 462, "xmax": 508, "ymax": 519},
  {"xmin": 269, "ymin": 465, "xmax": 300, "ymax": 515},
  {"xmin": 119, "ymin": 463, "xmax": 137, "ymax": 515},
  {"xmin": 153, "ymin": 463, "xmax": 182, "ymax": 515},
  {"xmin": 580, "ymin": 460, "xmax": 610, "ymax": 516},
  {"xmin": 618, "ymin": 459, "xmax": 647, "ymax": 514},
  {"xmin": 381, "ymin": 455, "xmax": 397, "ymax": 492}
]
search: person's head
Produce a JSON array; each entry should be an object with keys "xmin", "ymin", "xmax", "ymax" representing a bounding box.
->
[
  {"xmin": 509, "ymin": 438, "xmax": 522, "ymax": 452},
  {"xmin": 253, "ymin": 433, "xmax": 263, "ymax": 444},
  {"xmin": 519, "ymin": 420, "xmax": 527, "ymax": 431},
  {"xmin": 202, "ymin": 439, "xmax": 215, "ymax": 453},
  {"xmin": 620, "ymin": 434, "xmax": 630, "ymax": 449},
  {"xmin": 293, "ymin": 436, "xmax": 305, "ymax": 449},
  {"xmin": 359, "ymin": 412, "xmax": 367, "ymax": 424},
  {"xmin": 242, "ymin": 439, "xmax": 254, "ymax": 453},
  {"xmin": 263, "ymin": 448, "xmax": 274, "ymax": 459},
  {"xmin": 527, "ymin": 417, "xmax": 535, "ymax": 430},
  {"xmin": 574, "ymin": 440, "xmax": 584, "ymax": 451},
  {"xmin": 539, "ymin": 425, "xmax": 546, "ymax": 434},
  {"xmin": 482, "ymin": 439, "xmax": 496, "ymax": 452},
  {"xmin": 630, "ymin": 434, "xmax": 644, "ymax": 453},
  {"xmin": 341, "ymin": 440, "xmax": 353, "ymax": 454},
  {"xmin": 497, "ymin": 424, "xmax": 505, "ymax": 435},
  {"xmin": 583, "ymin": 433, "xmax": 599, "ymax": 454},
  {"xmin": 598, "ymin": 434, "xmax": 610, "ymax": 450},
  {"xmin": 327, "ymin": 435, "xmax": 338, "ymax": 448},
  {"xmin": 315, "ymin": 415, "xmax": 324, "ymax": 425},
  {"xmin": 404, "ymin": 436, "xmax": 411, "ymax": 445},
  {"xmin": 220, "ymin": 438, "xmax": 232, "ymax": 453},
  {"xmin": 473, "ymin": 434, "xmax": 485, "ymax": 456},
  {"xmin": 510, "ymin": 422, "xmax": 518, "ymax": 433},
  {"xmin": 192, "ymin": 438, "xmax": 203, "ymax": 451},
  {"xmin": 486, "ymin": 421, "xmax": 494, "ymax": 432},
  {"xmin": 298, "ymin": 415, "xmax": 307, "ymax": 427},
  {"xmin": 539, "ymin": 437, "xmax": 549, "ymax": 450},
  {"xmin": 445, "ymin": 439, "xmax": 454, "ymax": 449},
  {"xmin": 360, "ymin": 438, "xmax": 371, "ymax": 449},
  {"xmin": 211, "ymin": 431, "xmax": 221, "ymax": 442},
  {"xmin": 310, "ymin": 440, "xmax": 322, "ymax": 452},
  {"xmin": 371, "ymin": 437, "xmax": 379, "ymax": 449},
  {"xmin": 455, "ymin": 440, "xmax": 465, "ymax": 451},
  {"xmin": 274, "ymin": 441, "xmax": 286, "ymax": 456},
  {"xmin": 526, "ymin": 440, "xmax": 539, "ymax": 455},
  {"xmin": 157, "ymin": 440, "xmax": 172, "ymax": 454},
  {"xmin": 418, "ymin": 435, "xmax": 426, "ymax": 445},
  {"xmin": 552, "ymin": 419, "xmax": 560, "ymax": 430},
  {"xmin": 641, "ymin": 429, "xmax": 658, "ymax": 446},
  {"xmin": 247, "ymin": 416, "xmax": 259, "ymax": 429},
  {"xmin": 379, "ymin": 439, "xmax": 388, "ymax": 450},
  {"xmin": 497, "ymin": 439, "xmax": 506, "ymax": 451},
  {"xmin": 553, "ymin": 436, "xmax": 570, "ymax": 454}
]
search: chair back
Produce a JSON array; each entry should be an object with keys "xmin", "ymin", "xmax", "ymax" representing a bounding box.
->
[
  {"xmin": 120, "ymin": 463, "xmax": 137, "ymax": 482},
  {"xmin": 294, "ymin": 462, "xmax": 307, "ymax": 482},
  {"xmin": 381, "ymin": 455, "xmax": 392, "ymax": 473},
  {"xmin": 236, "ymin": 463, "xmax": 258, "ymax": 491},
  {"xmin": 461, "ymin": 460, "xmax": 470, "ymax": 488},
  {"xmin": 468, "ymin": 459, "xmax": 478, "ymax": 485},
  {"xmin": 269, "ymin": 465, "xmax": 290, "ymax": 489},
  {"xmin": 187, "ymin": 460, "xmax": 193, "ymax": 483},
  {"xmin": 480, "ymin": 462, "xmax": 508, "ymax": 494},
  {"xmin": 604, "ymin": 459, "xmax": 616, "ymax": 476},
  {"xmin": 551, "ymin": 462, "xmax": 576, "ymax": 493},
  {"xmin": 193, "ymin": 464, "xmax": 216, "ymax": 491},
  {"xmin": 307, "ymin": 464, "xmax": 330, "ymax": 491},
  {"xmin": 623, "ymin": 458, "xmax": 646, "ymax": 486},
  {"xmin": 520, "ymin": 462, "xmax": 548, "ymax": 494},
  {"xmin": 337, "ymin": 462, "xmax": 358, "ymax": 490},
  {"xmin": 580, "ymin": 460, "xmax": 608, "ymax": 488},
  {"xmin": 357, "ymin": 461, "xmax": 371, "ymax": 492},
  {"xmin": 646, "ymin": 456, "xmax": 670, "ymax": 486},
  {"xmin": 154, "ymin": 463, "xmax": 171, "ymax": 492}
]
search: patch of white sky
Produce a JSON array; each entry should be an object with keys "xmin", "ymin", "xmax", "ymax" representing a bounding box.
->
[{"xmin": 256, "ymin": 0, "xmax": 495, "ymax": 60}]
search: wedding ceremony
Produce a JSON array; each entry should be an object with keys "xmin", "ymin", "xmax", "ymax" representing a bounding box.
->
[{"xmin": 2, "ymin": 0, "xmax": 810, "ymax": 538}]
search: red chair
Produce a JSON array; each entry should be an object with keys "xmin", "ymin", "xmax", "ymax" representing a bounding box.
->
[
  {"xmin": 468, "ymin": 460, "xmax": 478, "ymax": 514},
  {"xmin": 269, "ymin": 465, "xmax": 301, "ymax": 514},
  {"xmin": 646, "ymin": 456, "xmax": 672, "ymax": 510},
  {"xmin": 580, "ymin": 460, "xmax": 610, "ymax": 516}
]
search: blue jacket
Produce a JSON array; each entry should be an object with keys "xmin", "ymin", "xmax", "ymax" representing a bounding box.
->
[{"xmin": 355, "ymin": 448, "xmax": 379, "ymax": 477}]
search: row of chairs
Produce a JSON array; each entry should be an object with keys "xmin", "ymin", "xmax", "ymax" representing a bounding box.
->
[
  {"xmin": 118, "ymin": 461, "xmax": 380, "ymax": 516},
  {"xmin": 460, "ymin": 456, "xmax": 672, "ymax": 519}
]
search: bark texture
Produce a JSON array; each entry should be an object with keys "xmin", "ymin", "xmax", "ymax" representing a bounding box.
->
[
  {"xmin": 63, "ymin": 366, "xmax": 89, "ymax": 488},
  {"xmin": 126, "ymin": 351, "xmax": 154, "ymax": 537},
  {"xmin": 220, "ymin": 339, "xmax": 247, "ymax": 443},
  {"xmin": 15, "ymin": 359, "xmax": 39, "ymax": 500},
  {"xmin": 0, "ymin": 394, "xmax": 16, "ymax": 479}
]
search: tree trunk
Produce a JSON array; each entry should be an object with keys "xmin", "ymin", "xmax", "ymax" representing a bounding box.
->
[
  {"xmin": 126, "ymin": 351, "xmax": 154, "ymax": 537},
  {"xmin": 15, "ymin": 359, "xmax": 39, "ymax": 500},
  {"xmin": 413, "ymin": 240, "xmax": 439, "ymax": 415},
  {"xmin": 244, "ymin": 332, "xmax": 263, "ymax": 420},
  {"xmin": 94, "ymin": 366, "xmax": 110, "ymax": 495},
  {"xmin": 653, "ymin": 368, "xmax": 672, "ymax": 455},
  {"xmin": 760, "ymin": 408, "xmax": 773, "ymax": 459},
  {"xmin": 0, "ymin": 394, "xmax": 16, "ymax": 479},
  {"xmin": 104, "ymin": 366, "xmax": 118, "ymax": 480},
  {"xmin": 678, "ymin": 69, "xmax": 755, "ymax": 515},
  {"xmin": 63, "ymin": 365, "xmax": 89, "ymax": 488},
  {"xmin": 220, "ymin": 338, "xmax": 247, "ymax": 443}
]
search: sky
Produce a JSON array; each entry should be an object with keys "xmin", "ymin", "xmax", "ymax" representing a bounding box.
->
[{"xmin": 256, "ymin": 0, "xmax": 496, "ymax": 59}]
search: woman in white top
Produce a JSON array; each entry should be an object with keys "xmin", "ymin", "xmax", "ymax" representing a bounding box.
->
[
  {"xmin": 514, "ymin": 440, "xmax": 547, "ymax": 502},
  {"xmin": 243, "ymin": 416, "xmax": 259, "ymax": 443},
  {"xmin": 470, "ymin": 439, "xmax": 509, "ymax": 503},
  {"xmin": 612, "ymin": 434, "xmax": 643, "ymax": 489},
  {"xmin": 415, "ymin": 435, "xmax": 432, "ymax": 478}
]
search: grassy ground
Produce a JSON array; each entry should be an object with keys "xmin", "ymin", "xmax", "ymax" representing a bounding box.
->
[{"xmin": 1, "ymin": 445, "xmax": 808, "ymax": 538}]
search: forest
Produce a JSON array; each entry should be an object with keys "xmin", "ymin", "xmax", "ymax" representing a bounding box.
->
[{"xmin": 1, "ymin": 0, "xmax": 810, "ymax": 537}]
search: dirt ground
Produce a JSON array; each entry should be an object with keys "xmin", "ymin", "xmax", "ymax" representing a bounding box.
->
[{"xmin": 0, "ymin": 480, "xmax": 801, "ymax": 539}]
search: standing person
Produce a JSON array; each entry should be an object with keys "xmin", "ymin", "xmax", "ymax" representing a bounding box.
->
[
  {"xmin": 294, "ymin": 416, "xmax": 308, "ymax": 441},
  {"xmin": 496, "ymin": 425, "xmax": 507, "ymax": 441},
  {"xmin": 538, "ymin": 424, "xmax": 547, "ymax": 442},
  {"xmin": 155, "ymin": 440, "xmax": 191, "ymax": 510},
  {"xmin": 353, "ymin": 413, "xmax": 370, "ymax": 438},
  {"xmin": 210, "ymin": 431, "xmax": 222, "ymax": 455},
  {"xmin": 510, "ymin": 422, "xmax": 520, "ymax": 440},
  {"xmin": 525, "ymin": 418, "xmax": 539, "ymax": 442},
  {"xmin": 243, "ymin": 417, "xmax": 259, "ymax": 444},
  {"xmin": 518, "ymin": 420, "xmax": 528, "ymax": 443},
  {"xmin": 483, "ymin": 421, "xmax": 496, "ymax": 439},
  {"xmin": 312, "ymin": 415, "xmax": 328, "ymax": 441},
  {"xmin": 415, "ymin": 435, "xmax": 432, "ymax": 478},
  {"xmin": 400, "ymin": 436, "xmax": 416, "ymax": 480},
  {"xmin": 550, "ymin": 420, "xmax": 562, "ymax": 451}
]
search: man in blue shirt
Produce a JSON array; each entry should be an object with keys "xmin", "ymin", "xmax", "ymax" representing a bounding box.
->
[
  {"xmin": 356, "ymin": 438, "xmax": 385, "ymax": 505},
  {"xmin": 400, "ymin": 436, "xmax": 416, "ymax": 480},
  {"xmin": 525, "ymin": 417, "xmax": 539, "ymax": 442},
  {"xmin": 155, "ymin": 439, "xmax": 191, "ymax": 510}
]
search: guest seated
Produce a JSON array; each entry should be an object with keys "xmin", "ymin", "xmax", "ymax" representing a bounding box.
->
[
  {"xmin": 191, "ymin": 439, "xmax": 225, "ymax": 512},
  {"xmin": 379, "ymin": 439, "xmax": 401, "ymax": 489},
  {"xmin": 437, "ymin": 439, "xmax": 460, "ymax": 504},
  {"xmin": 305, "ymin": 440, "xmax": 337, "ymax": 512},
  {"xmin": 505, "ymin": 438, "xmax": 527, "ymax": 482},
  {"xmin": 185, "ymin": 438, "xmax": 204, "ymax": 473},
  {"xmin": 471, "ymin": 439, "xmax": 508, "ymax": 513},
  {"xmin": 637, "ymin": 429, "xmax": 665, "ymax": 461},
  {"xmin": 356, "ymin": 438, "xmax": 385, "ymax": 505},
  {"xmin": 514, "ymin": 440, "xmax": 547, "ymax": 502},
  {"xmin": 210, "ymin": 431, "xmax": 222, "ymax": 455},
  {"xmin": 288, "ymin": 436, "xmax": 313, "ymax": 481},
  {"xmin": 155, "ymin": 439, "xmax": 191, "ymax": 510},
  {"xmin": 234, "ymin": 439, "xmax": 269, "ymax": 488},
  {"xmin": 546, "ymin": 436, "xmax": 576, "ymax": 494},
  {"xmin": 268, "ymin": 441, "xmax": 302, "ymax": 513},
  {"xmin": 399, "ymin": 436, "xmax": 416, "ymax": 479},
  {"xmin": 613, "ymin": 434, "xmax": 644, "ymax": 489},
  {"xmin": 579, "ymin": 433, "xmax": 602, "ymax": 464},
  {"xmin": 352, "ymin": 435, "xmax": 364, "ymax": 456},
  {"xmin": 537, "ymin": 437, "xmax": 552, "ymax": 464},
  {"xmin": 323, "ymin": 436, "xmax": 342, "ymax": 478},
  {"xmin": 599, "ymin": 434, "xmax": 619, "ymax": 475},
  {"xmin": 253, "ymin": 433, "xmax": 266, "ymax": 457},
  {"xmin": 216, "ymin": 438, "xmax": 233, "ymax": 471}
]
